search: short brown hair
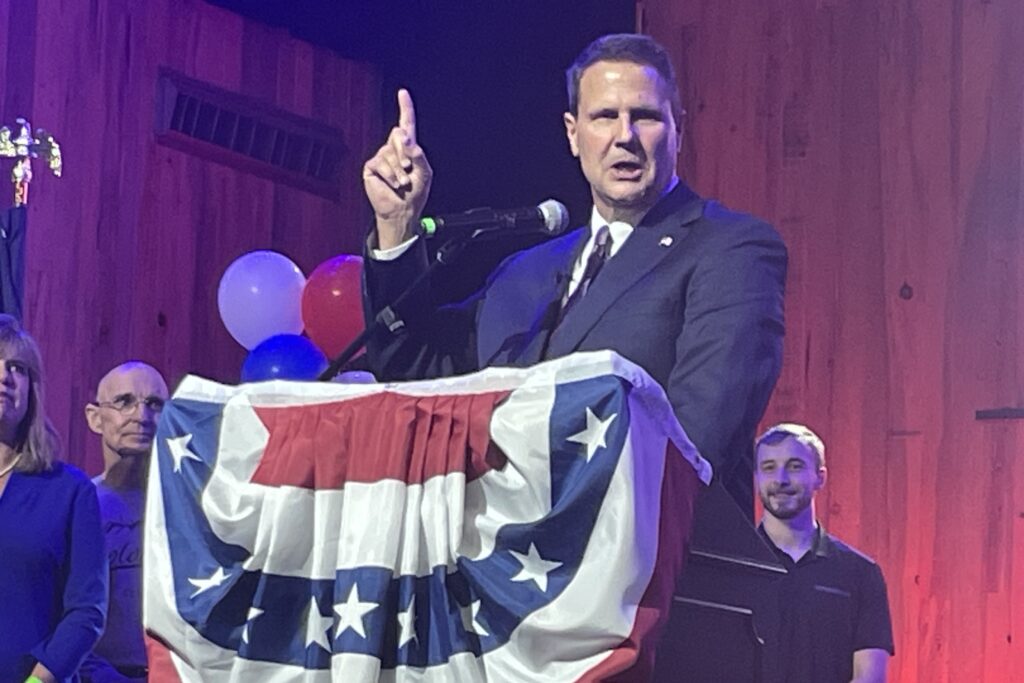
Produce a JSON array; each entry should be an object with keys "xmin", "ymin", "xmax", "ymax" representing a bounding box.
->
[
  {"xmin": 755, "ymin": 422, "xmax": 826, "ymax": 470},
  {"xmin": 565, "ymin": 33, "xmax": 684, "ymax": 124}
]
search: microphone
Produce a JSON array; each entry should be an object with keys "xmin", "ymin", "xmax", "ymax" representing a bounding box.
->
[{"xmin": 419, "ymin": 199, "xmax": 569, "ymax": 238}]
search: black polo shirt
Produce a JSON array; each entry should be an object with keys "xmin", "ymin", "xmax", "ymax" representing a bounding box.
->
[{"xmin": 759, "ymin": 523, "xmax": 894, "ymax": 683}]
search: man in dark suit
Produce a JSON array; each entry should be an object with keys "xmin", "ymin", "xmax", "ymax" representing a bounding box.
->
[{"xmin": 361, "ymin": 33, "xmax": 786, "ymax": 510}]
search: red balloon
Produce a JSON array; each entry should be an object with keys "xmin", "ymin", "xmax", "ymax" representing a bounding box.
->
[{"xmin": 301, "ymin": 255, "xmax": 365, "ymax": 358}]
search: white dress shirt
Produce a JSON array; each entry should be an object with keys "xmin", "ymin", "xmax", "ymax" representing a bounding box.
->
[
  {"xmin": 371, "ymin": 177, "xmax": 679, "ymax": 294},
  {"xmin": 371, "ymin": 213, "xmax": 632, "ymax": 303}
]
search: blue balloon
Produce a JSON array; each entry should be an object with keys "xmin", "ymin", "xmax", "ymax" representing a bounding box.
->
[{"xmin": 241, "ymin": 334, "xmax": 328, "ymax": 382}]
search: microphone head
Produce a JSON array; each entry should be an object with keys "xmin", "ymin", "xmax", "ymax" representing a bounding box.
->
[{"xmin": 538, "ymin": 199, "xmax": 570, "ymax": 235}]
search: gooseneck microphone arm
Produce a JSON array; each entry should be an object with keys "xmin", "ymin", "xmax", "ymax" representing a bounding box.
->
[
  {"xmin": 317, "ymin": 237, "xmax": 467, "ymax": 381},
  {"xmin": 318, "ymin": 199, "xmax": 569, "ymax": 381},
  {"xmin": 420, "ymin": 199, "xmax": 569, "ymax": 239}
]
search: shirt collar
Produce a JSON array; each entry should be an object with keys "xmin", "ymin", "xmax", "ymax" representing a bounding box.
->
[
  {"xmin": 812, "ymin": 522, "xmax": 831, "ymax": 557},
  {"xmin": 587, "ymin": 207, "xmax": 633, "ymax": 255},
  {"xmin": 587, "ymin": 174, "xmax": 681, "ymax": 246},
  {"xmin": 757, "ymin": 520, "xmax": 832, "ymax": 562}
]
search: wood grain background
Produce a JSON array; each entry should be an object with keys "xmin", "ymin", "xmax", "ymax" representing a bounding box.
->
[
  {"xmin": 0, "ymin": 0, "xmax": 379, "ymax": 475},
  {"xmin": 1, "ymin": 0, "xmax": 1021, "ymax": 679},
  {"xmin": 642, "ymin": 0, "xmax": 1024, "ymax": 680}
]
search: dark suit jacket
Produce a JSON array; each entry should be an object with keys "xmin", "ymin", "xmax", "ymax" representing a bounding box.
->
[{"xmin": 363, "ymin": 183, "xmax": 787, "ymax": 508}]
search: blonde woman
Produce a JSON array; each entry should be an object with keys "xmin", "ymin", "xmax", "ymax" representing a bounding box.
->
[{"xmin": 0, "ymin": 315, "xmax": 107, "ymax": 683}]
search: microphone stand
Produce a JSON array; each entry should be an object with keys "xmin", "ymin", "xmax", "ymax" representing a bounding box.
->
[{"xmin": 317, "ymin": 226, "xmax": 504, "ymax": 382}]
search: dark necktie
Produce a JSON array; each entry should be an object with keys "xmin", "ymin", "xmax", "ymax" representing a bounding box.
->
[{"xmin": 559, "ymin": 225, "xmax": 611, "ymax": 321}]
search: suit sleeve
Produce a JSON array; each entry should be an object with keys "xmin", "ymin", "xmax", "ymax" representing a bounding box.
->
[
  {"xmin": 363, "ymin": 235, "xmax": 483, "ymax": 381},
  {"xmin": 667, "ymin": 220, "xmax": 787, "ymax": 484},
  {"xmin": 79, "ymin": 652, "xmax": 132, "ymax": 683},
  {"xmin": 31, "ymin": 477, "xmax": 109, "ymax": 680}
]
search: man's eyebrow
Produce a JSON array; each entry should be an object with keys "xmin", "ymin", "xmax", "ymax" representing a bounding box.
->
[{"xmin": 630, "ymin": 106, "xmax": 665, "ymax": 117}]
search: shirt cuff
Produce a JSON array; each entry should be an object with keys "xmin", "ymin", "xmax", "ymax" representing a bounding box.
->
[{"xmin": 371, "ymin": 235, "xmax": 419, "ymax": 261}]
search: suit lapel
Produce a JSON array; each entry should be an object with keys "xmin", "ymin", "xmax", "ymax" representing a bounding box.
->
[
  {"xmin": 488, "ymin": 228, "xmax": 588, "ymax": 366},
  {"xmin": 545, "ymin": 183, "xmax": 706, "ymax": 359}
]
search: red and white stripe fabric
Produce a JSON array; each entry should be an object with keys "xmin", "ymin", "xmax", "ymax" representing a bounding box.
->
[{"xmin": 144, "ymin": 351, "xmax": 710, "ymax": 682}]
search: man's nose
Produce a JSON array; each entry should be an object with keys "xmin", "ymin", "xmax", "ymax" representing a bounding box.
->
[{"xmin": 614, "ymin": 116, "xmax": 638, "ymax": 143}]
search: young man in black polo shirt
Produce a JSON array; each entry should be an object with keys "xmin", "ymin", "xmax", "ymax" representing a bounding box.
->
[{"xmin": 755, "ymin": 423, "xmax": 894, "ymax": 683}]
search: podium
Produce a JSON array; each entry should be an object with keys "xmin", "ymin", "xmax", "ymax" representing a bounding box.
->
[
  {"xmin": 652, "ymin": 482, "xmax": 787, "ymax": 682},
  {"xmin": 143, "ymin": 352, "xmax": 712, "ymax": 682}
]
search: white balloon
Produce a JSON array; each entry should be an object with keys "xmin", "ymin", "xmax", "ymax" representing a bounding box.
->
[{"xmin": 217, "ymin": 250, "xmax": 306, "ymax": 349}]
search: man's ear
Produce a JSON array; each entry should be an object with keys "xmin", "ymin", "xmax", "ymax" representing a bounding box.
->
[
  {"xmin": 816, "ymin": 465, "xmax": 828, "ymax": 491},
  {"xmin": 85, "ymin": 403, "xmax": 104, "ymax": 436},
  {"xmin": 564, "ymin": 112, "xmax": 580, "ymax": 157}
]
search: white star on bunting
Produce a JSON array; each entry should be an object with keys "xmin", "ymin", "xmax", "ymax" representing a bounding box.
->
[
  {"xmin": 241, "ymin": 606, "xmax": 263, "ymax": 644},
  {"xmin": 166, "ymin": 434, "xmax": 202, "ymax": 473},
  {"xmin": 333, "ymin": 584, "xmax": 378, "ymax": 640},
  {"xmin": 460, "ymin": 599, "xmax": 489, "ymax": 637},
  {"xmin": 567, "ymin": 407, "xmax": 617, "ymax": 461},
  {"xmin": 188, "ymin": 566, "xmax": 229, "ymax": 598},
  {"xmin": 305, "ymin": 596, "xmax": 334, "ymax": 651},
  {"xmin": 510, "ymin": 543, "xmax": 563, "ymax": 592},
  {"xmin": 397, "ymin": 596, "xmax": 417, "ymax": 648}
]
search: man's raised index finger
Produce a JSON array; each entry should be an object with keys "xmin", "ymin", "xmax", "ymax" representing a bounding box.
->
[{"xmin": 397, "ymin": 88, "xmax": 416, "ymax": 143}]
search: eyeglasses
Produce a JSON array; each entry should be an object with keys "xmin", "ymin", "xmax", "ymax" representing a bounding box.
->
[{"xmin": 93, "ymin": 394, "xmax": 166, "ymax": 414}]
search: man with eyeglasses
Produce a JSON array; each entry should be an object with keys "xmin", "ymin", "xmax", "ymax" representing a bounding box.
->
[{"xmin": 80, "ymin": 362, "xmax": 168, "ymax": 683}]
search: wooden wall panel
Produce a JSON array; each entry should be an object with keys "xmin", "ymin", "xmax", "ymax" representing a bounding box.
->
[
  {"xmin": 0, "ymin": 0, "xmax": 379, "ymax": 475},
  {"xmin": 643, "ymin": 0, "xmax": 1024, "ymax": 680}
]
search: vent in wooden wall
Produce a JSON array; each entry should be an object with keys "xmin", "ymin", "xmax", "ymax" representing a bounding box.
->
[{"xmin": 155, "ymin": 70, "xmax": 346, "ymax": 199}]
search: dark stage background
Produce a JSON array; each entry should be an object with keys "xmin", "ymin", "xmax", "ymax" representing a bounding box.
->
[
  {"xmin": 208, "ymin": 0, "xmax": 635, "ymax": 300},
  {"xmin": 1, "ymin": 1, "xmax": 1022, "ymax": 681}
]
